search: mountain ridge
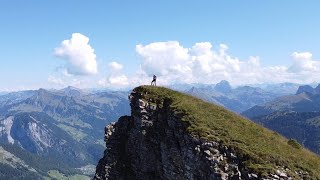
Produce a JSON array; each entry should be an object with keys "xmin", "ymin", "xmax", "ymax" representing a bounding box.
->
[
  {"xmin": 187, "ymin": 80, "xmax": 280, "ymax": 113},
  {"xmin": 95, "ymin": 86, "xmax": 320, "ymax": 179},
  {"xmin": 241, "ymin": 84, "xmax": 320, "ymax": 155},
  {"xmin": 0, "ymin": 87, "xmax": 130, "ymax": 178}
]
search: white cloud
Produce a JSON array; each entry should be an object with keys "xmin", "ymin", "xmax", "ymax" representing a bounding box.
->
[
  {"xmin": 48, "ymin": 40, "xmax": 320, "ymax": 89},
  {"xmin": 98, "ymin": 74, "xmax": 129, "ymax": 88},
  {"xmin": 48, "ymin": 74, "xmax": 91, "ymax": 89},
  {"xmin": 54, "ymin": 33, "xmax": 98, "ymax": 75},
  {"xmin": 108, "ymin": 61, "xmax": 123, "ymax": 71},
  {"xmin": 48, "ymin": 75, "xmax": 64, "ymax": 86},
  {"xmin": 108, "ymin": 75, "xmax": 129, "ymax": 86},
  {"xmin": 135, "ymin": 41, "xmax": 320, "ymax": 86},
  {"xmin": 136, "ymin": 41, "xmax": 192, "ymax": 77},
  {"xmin": 289, "ymin": 52, "xmax": 320, "ymax": 72},
  {"xmin": 135, "ymin": 41, "xmax": 255, "ymax": 85},
  {"xmin": 98, "ymin": 61, "xmax": 129, "ymax": 88},
  {"xmin": 292, "ymin": 52, "xmax": 312, "ymax": 60}
]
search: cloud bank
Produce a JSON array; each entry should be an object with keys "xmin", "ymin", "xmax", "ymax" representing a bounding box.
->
[
  {"xmin": 54, "ymin": 33, "xmax": 98, "ymax": 75},
  {"xmin": 135, "ymin": 41, "xmax": 320, "ymax": 86},
  {"xmin": 50, "ymin": 35, "xmax": 320, "ymax": 89}
]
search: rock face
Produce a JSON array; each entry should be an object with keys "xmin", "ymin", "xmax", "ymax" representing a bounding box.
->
[
  {"xmin": 214, "ymin": 80, "xmax": 232, "ymax": 93},
  {"xmin": 95, "ymin": 90, "xmax": 265, "ymax": 180},
  {"xmin": 296, "ymin": 84, "xmax": 320, "ymax": 95},
  {"xmin": 296, "ymin": 85, "xmax": 315, "ymax": 95}
]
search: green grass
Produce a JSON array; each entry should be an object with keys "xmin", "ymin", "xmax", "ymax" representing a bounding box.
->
[
  {"xmin": 47, "ymin": 170, "xmax": 90, "ymax": 180},
  {"xmin": 51, "ymin": 115, "xmax": 92, "ymax": 129},
  {"xmin": 57, "ymin": 124, "xmax": 87, "ymax": 141},
  {"xmin": 134, "ymin": 85, "xmax": 320, "ymax": 178},
  {"xmin": 288, "ymin": 139, "xmax": 302, "ymax": 149}
]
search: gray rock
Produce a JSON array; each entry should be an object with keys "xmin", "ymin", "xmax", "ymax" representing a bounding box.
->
[{"xmin": 94, "ymin": 91, "xmax": 297, "ymax": 180}]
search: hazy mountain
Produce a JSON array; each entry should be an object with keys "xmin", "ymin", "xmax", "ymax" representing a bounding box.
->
[
  {"xmin": 242, "ymin": 85, "xmax": 320, "ymax": 118},
  {"xmin": 0, "ymin": 87, "xmax": 130, "ymax": 177},
  {"xmin": 295, "ymin": 84, "xmax": 320, "ymax": 95},
  {"xmin": 167, "ymin": 83, "xmax": 214, "ymax": 92},
  {"xmin": 254, "ymin": 82, "xmax": 301, "ymax": 96},
  {"xmin": 186, "ymin": 80, "xmax": 279, "ymax": 113},
  {"xmin": 296, "ymin": 85, "xmax": 315, "ymax": 95},
  {"xmin": 242, "ymin": 84, "xmax": 320, "ymax": 155},
  {"xmin": 0, "ymin": 90, "xmax": 36, "ymax": 107},
  {"xmin": 214, "ymin": 80, "xmax": 232, "ymax": 93},
  {"xmin": 0, "ymin": 92, "xmax": 8, "ymax": 96},
  {"xmin": 56, "ymin": 86, "xmax": 86, "ymax": 97}
]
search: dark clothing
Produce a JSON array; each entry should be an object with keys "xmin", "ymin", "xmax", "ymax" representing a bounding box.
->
[{"xmin": 151, "ymin": 75, "xmax": 157, "ymax": 86}]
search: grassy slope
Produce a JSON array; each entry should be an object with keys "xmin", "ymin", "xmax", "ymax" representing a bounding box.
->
[
  {"xmin": 46, "ymin": 170, "xmax": 90, "ymax": 180},
  {"xmin": 135, "ymin": 86, "xmax": 320, "ymax": 178}
]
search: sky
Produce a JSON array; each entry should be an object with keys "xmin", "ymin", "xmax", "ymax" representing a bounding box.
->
[{"xmin": 1, "ymin": 0, "xmax": 320, "ymax": 91}]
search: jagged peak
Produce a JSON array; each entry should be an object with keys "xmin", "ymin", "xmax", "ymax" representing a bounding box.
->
[
  {"xmin": 35, "ymin": 88, "xmax": 51, "ymax": 96},
  {"xmin": 296, "ymin": 85, "xmax": 316, "ymax": 95},
  {"xmin": 62, "ymin": 86, "xmax": 81, "ymax": 91},
  {"xmin": 59, "ymin": 86, "xmax": 83, "ymax": 97},
  {"xmin": 315, "ymin": 84, "xmax": 320, "ymax": 93},
  {"xmin": 214, "ymin": 80, "xmax": 232, "ymax": 93},
  {"xmin": 38, "ymin": 88, "xmax": 47, "ymax": 92}
]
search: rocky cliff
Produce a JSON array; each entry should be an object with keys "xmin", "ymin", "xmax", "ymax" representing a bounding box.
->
[{"xmin": 95, "ymin": 86, "xmax": 320, "ymax": 180}]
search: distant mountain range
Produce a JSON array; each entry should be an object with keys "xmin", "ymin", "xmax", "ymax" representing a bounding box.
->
[
  {"xmin": 242, "ymin": 84, "xmax": 320, "ymax": 154},
  {"xmin": 253, "ymin": 82, "xmax": 301, "ymax": 96},
  {"xmin": 242, "ymin": 85, "xmax": 320, "ymax": 118},
  {"xmin": 184, "ymin": 80, "xmax": 292, "ymax": 113},
  {"xmin": 0, "ymin": 82, "xmax": 317, "ymax": 178},
  {"xmin": 169, "ymin": 81, "xmax": 301, "ymax": 96},
  {"xmin": 0, "ymin": 87, "xmax": 130, "ymax": 178}
]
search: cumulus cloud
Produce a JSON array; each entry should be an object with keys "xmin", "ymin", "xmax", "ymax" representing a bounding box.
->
[
  {"xmin": 136, "ymin": 41, "xmax": 192, "ymax": 77},
  {"xmin": 98, "ymin": 61, "xmax": 129, "ymax": 88},
  {"xmin": 135, "ymin": 41, "xmax": 320, "ymax": 86},
  {"xmin": 292, "ymin": 52, "xmax": 312, "ymax": 60},
  {"xmin": 108, "ymin": 61, "xmax": 123, "ymax": 71},
  {"xmin": 289, "ymin": 52, "xmax": 320, "ymax": 72},
  {"xmin": 98, "ymin": 75, "xmax": 129, "ymax": 87},
  {"xmin": 48, "ymin": 74, "xmax": 92, "ymax": 89},
  {"xmin": 135, "ymin": 41, "xmax": 257, "ymax": 85},
  {"xmin": 49, "ymin": 39, "xmax": 320, "ymax": 89},
  {"xmin": 54, "ymin": 33, "xmax": 98, "ymax": 75}
]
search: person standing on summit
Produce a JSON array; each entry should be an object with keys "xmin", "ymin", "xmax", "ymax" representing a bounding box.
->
[{"xmin": 151, "ymin": 74, "xmax": 157, "ymax": 86}]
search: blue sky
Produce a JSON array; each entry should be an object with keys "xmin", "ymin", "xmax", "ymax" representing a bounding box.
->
[{"xmin": 1, "ymin": 1, "xmax": 320, "ymax": 91}]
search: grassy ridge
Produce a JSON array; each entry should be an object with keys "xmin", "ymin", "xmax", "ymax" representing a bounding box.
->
[{"xmin": 135, "ymin": 86, "xmax": 320, "ymax": 178}]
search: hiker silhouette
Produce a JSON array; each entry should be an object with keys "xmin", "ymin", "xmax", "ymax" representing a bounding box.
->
[{"xmin": 151, "ymin": 75, "xmax": 157, "ymax": 86}]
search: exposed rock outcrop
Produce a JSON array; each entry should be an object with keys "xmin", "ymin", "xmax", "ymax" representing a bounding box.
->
[{"xmin": 95, "ymin": 88, "xmax": 309, "ymax": 179}]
